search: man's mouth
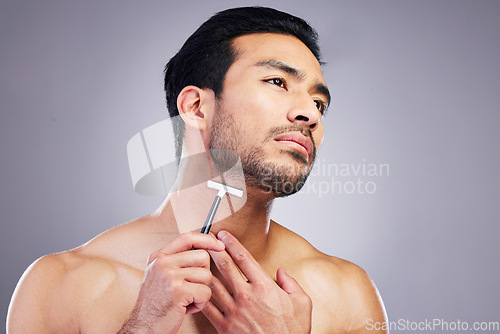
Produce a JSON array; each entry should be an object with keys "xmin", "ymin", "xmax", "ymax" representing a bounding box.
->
[{"xmin": 273, "ymin": 132, "xmax": 314, "ymax": 160}]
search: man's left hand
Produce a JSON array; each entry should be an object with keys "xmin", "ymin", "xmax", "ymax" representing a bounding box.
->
[{"xmin": 202, "ymin": 230, "xmax": 312, "ymax": 334}]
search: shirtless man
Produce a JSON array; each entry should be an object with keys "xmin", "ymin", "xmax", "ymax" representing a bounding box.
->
[{"xmin": 7, "ymin": 7, "xmax": 388, "ymax": 333}]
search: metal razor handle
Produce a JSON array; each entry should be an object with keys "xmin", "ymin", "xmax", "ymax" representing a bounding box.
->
[{"xmin": 200, "ymin": 195, "xmax": 222, "ymax": 234}]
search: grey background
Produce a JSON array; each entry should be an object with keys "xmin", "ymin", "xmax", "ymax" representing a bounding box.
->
[{"xmin": 1, "ymin": 0, "xmax": 499, "ymax": 331}]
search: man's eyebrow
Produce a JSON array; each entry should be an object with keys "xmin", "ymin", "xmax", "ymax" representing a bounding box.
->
[
  {"xmin": 314, "ymin": 82, "xmax": 331, "ymax": 107},
  {"xmin": 255, "ymin": 59, "xmax": 306, "ymax": 81},
  {"xmin": 255, "ymin": 59, "xmax": 331, "ymax": 107}
]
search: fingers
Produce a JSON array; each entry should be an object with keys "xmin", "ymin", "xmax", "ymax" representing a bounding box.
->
[
  {"xmin": 165, "ymin": 232, "xmax": 225, "ymax": 253},
  {"xmin": 127, "ymin": 232, "xmax": 228, "ymax": 332},
  {"xmin": 276, "ymin": 268, "xmax": 303, "ymax": 295},
  {"xmin": 208, "ymin": 275, "xmax": 234, "ymax": 313},
  {"xmin": 208, "ymin": 248, "xmax": 243, "ymax": 293},
  {"xmin": 201, "ymin": 276, "xmax": 233, "ymax": 330},
  {"xmin": 184, "ymin": 284, "xmax": 213, "ymax": 314},
  {"xmin": 148, "ymin": 232, "xmax": 225, "ymax": 265},
  {"xmin": 201, "ymin": 301, "xmax": 225, "ymax": 327},
  {"xmin": 276, "ymin": 268, "xmax": 312, "ymax": 309},
  {"xmin": 189, "ymin": 276, "xmax": 234, "ymax": 323},
  {"xmin": 216, "ymin": 230, "xmax": 267, "ymax": 283},
  {"xmin": 178, "ymin": 267, "xmax": 213, "ymax": 285},
  {"xmin": 146, "ymin": 260, "xmax": 213, "ymax": 289},
  {"xmin": 152, "ymin": 250, "xmax": 212, "ymax": 269}
]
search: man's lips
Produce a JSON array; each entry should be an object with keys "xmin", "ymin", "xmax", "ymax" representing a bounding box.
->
[{"xmin": 274, "ymin": 132, "xmax": 313, "ymax": 159}]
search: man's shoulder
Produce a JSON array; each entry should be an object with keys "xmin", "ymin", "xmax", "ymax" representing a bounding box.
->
[
  {"xmin": 22, "ymin": 216, "xmax": 154, "ymax": 287},
  {"xmin": 28, "ymin": 246, "xmax": 133, "ymax": 284},
  {"xmin": 297, "ymin": 255, "xmax": 387, "ymax": 333},
  {"xmin": 7, "ymin": 250, "xmax": 110, "ymax": 332},
  {"xmin": 7, "ymin": 222, "xmax": 146, "ymax": 332},
  {"xmin": 268, "ymin": 220, "xmax": 346, "ymax": 267},
  {"xmin": 268, "ymin": 221, "xmax": 365, "ymax": 281},
  {"xmin": 11, "ymin": 213, "xmax": 172, "ymax": 308},
  {"xmin": 16, "ymin": 242, "xmax": 141, "ymax": 296},
  {"xmin": 269, "ymin": 221, "xmax": 388, "ymax": 333},
  {"xmin": 269, "ymin": 220, "xmax": 375, "ymax": 279},
  {"xmin": 275, "ymin": 228, "xmax": 372, "ymax": 295}
]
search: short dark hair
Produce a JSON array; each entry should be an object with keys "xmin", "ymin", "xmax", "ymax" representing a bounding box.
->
[{"xmin": 164, "ymin": 6, "xmax": 322, "ymax": 162}]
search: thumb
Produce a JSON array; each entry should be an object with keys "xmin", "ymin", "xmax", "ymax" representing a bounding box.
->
[{"xmin": 276, "ymin": 268, "xmax": 305, "ymax": 296}]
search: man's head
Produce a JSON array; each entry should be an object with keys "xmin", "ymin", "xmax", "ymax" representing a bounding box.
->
[{"xmin": 164, "ymin": 6, "xmax": 330, "ymax": 197}]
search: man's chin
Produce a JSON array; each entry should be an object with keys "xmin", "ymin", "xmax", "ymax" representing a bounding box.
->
[
  {"xmin": 243, "ymin": 170, "xmax": 309, "ymax": 198},
  {"xmin": 239, "ymin": 147, "xmax": 314, "ymax": 198},
  {"xmin": 287, "ymin": 149, "xmax": 310, "ymax": 166}
]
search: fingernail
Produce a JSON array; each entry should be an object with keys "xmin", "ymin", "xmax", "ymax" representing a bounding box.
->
[
  {"xmin": 218, "ymin": 230, "xmax": 228, "ymax": 241},
  {"xmin": 217, "ymin": 239, "xmax": 225, "ymax": 248}
]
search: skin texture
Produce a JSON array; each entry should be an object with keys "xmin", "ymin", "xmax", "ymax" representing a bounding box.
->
[{"xmin": 7, "ymin": 33, "xmax": 388, "ymax": 333}]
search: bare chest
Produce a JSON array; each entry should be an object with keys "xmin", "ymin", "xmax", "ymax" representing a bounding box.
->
[
  {"xmin": 81, "ymin": 306, "xmax": 218, "ymax": 333},
  {"xmin": 77, "ymin": 277, "xmax": 336, "ymax": 334},
  {"xmin": 77, "ymin": 273, "xmax": 219, "ymax": 333}
]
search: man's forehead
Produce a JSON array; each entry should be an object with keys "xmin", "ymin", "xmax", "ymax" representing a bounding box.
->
[{"xmin": 231, "ymin": 33, "xmax": 325, "ymax": 81}]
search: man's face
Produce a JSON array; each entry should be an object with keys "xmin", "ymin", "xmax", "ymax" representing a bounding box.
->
[{"xmin": 209, "ymin": 33, "xmax": 329, "ymax": 197}]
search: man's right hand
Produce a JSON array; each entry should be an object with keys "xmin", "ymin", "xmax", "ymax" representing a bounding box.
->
[{"xmin": 118, "ymin": 232, "xmax": 225, "ymax": 334}]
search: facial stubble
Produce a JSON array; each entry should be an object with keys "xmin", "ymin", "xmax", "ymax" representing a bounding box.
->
[{"xmin": 209, "ymin": 102, "xmax": 317, "ymax": 197}]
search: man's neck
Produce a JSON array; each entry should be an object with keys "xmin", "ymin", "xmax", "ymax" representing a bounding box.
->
[
  {"xmin": 153, "ymin": 179, "xmax": 275, "ymax": 261},
  {"xmin": 209, "ymin": 188, "xmax": 274, "ymax": 261}
]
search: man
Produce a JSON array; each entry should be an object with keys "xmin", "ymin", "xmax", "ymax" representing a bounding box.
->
[{"xmin": 8, "ymin": 7, "xmax": 387, "ymax": 333}]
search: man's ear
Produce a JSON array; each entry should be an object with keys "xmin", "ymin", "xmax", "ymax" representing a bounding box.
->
[{"xmin": 176, "ymin": 85, "xmax": 214, "ymax": 132}]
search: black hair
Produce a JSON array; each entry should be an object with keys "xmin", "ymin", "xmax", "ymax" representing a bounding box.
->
[{"xmin": 164, "ymin": 6, "xmax": 322, "ymax": 162}]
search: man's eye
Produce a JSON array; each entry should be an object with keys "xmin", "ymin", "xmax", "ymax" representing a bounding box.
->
[
  {"xmin": 266, "ymin": 78, "xmax": 286, "ymax": 89},
  {"xmin": 315, "ymin": 100, "xmax": 327, "ymax": 114}
]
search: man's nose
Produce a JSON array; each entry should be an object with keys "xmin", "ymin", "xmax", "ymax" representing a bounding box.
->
[{"xmin": 287, "ymin": 95, "xmax": 321, "ymax": 131}]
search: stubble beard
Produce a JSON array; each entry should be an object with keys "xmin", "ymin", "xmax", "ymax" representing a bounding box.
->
[{"xmin": 209, "ymin": 102, "xmax": 317, "ymax": 197}]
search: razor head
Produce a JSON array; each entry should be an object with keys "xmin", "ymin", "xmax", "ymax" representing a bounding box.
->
[{"xmin": 207, "ymin": 180, "xmax": 244, "ymax": 198}]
